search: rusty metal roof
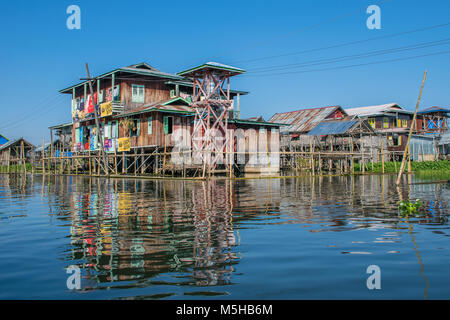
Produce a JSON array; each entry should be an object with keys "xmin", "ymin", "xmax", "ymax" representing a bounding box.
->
[{"xmin": 269, "ymin": 106, "xmax": 345, "ymax": 134}]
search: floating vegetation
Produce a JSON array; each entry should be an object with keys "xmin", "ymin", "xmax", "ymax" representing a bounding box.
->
[{"xmin": 398, "ymin": 199, "xmax": 424, "ymax": 217}]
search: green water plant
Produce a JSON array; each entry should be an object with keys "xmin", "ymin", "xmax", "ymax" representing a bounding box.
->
[{"xmin": 398, "ymin": 199, "xmax": 424, "ymax": 217}]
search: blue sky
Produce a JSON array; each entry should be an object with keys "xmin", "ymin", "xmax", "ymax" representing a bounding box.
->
[{"xmin": 0, "ymin": 0, "xmax": 449, "ymax": 144}]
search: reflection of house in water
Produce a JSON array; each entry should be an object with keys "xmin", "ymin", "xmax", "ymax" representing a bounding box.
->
[{"xmin": 67, "ymin": 178, "xmax": 277, "ymax": 287}]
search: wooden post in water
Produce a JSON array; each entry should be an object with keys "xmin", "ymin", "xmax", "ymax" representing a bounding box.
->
[
  {"xmin": 134, "ymin": 148, "xmax": 137, "ymax": 176},
  {"xmin": 88, "ymin": 151, "xmax": 92, "ymax": 175},
  {"xmin": 42, "ymin": 138, "xmax": 45, "ymax": 175},
  {"xmin": 21, "ymin": 140, "xmax": 25, "ymax": 175},
  {"xmin": 162, "ymin": 135, "xmax": 167, "ymax": 176},
  {"xmin": 381, "ymin": 137, "xmax": 385, "ymax": 174},
  {"xmin": 114, "ymin": 149, "xmax": 118, "ymax": 175},
  {"xmin": 310, "ymin": 138, "xmax": 314, "ymax": 175},
  {"xmin": 122, "ymin": 152, "xmax": 125, "ymax": 174},
  {"xmin": 350, "ymin": 137, "xmax": 354, "ymax": 174},
  {"xmin": 408, "ymin": 149, "xmax": 412, "ymax": 173},
  {"xmin": 396, "ymin": 70, "xmax": 427, "ymax": 185}
]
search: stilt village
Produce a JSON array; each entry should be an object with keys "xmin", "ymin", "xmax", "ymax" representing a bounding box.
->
[{"xmin": 0, "ymin": 62, "xmax": 449, "ymax": 179}]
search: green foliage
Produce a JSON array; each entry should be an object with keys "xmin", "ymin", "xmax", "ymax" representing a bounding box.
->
[
  {"xmin": 0, "ymin": 164, "xmax": 33, "ymax": 172},
  {"xmin": 296, "ymin": 158, "xmax": 310, "ymax": 168},
  {"xmin": 354, "ymin": 160, "xmax": 450, "ymax": 174},
  {"xmin": 398, "ymin": 199, "xmax": 424, "ymax": 217}
]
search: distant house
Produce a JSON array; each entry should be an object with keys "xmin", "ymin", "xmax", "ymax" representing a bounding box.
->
[
  {"xmin": 0, "ymin": 134, "xmax": 8, "ymax": 147},
  {"xmin": 409, "ymin": 135, "xmax": 439, "ymax": 161},
  {"xmin": 0, "ymin": 138, "xmax": 36, "ymax": 167},
  {"xmin": 48, "ymin": 123, "xmax": 73, "ymax": 151},
  {"xmin": 306, "ymin": 117, "xmax": 377, "ymax": 155},
  {"xmin": 344, "ymin": 103, "xmax": 413, "ymax": 153},
  {"xmin": 416, "ymin": 106, "xmax": 449, "ymax": 134},
  {"xmin": 269, "ymin": 106, "xmax": 347, "ymax": 147}
]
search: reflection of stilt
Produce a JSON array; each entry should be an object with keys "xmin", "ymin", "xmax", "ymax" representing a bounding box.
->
[
  {"xmin": 407, "ymin": 218, "xmax": 430, "ymax": 299},
  {"xmin": 191, "ymin": 179, "xmax": 237, "ymax": 285},
  {"xmin": 396, "ymin": 185, "xmax": 430, "ymax": 299}
]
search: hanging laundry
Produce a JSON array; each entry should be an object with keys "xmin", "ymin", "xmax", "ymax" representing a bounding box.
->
[
  {"xmin": 106, "ymin": 88, "xmax": 112, "ymax": 102},
  {"xmin": 88, "ymin": 95, "xmax": 94, "ymax": 113},
  {"xmin": 104, "ymin": 139, "xmax": 112, "ymax": 150},
  {"xmin": 84, "ymin": 95, "xmax": 90, "ymax": 114}
]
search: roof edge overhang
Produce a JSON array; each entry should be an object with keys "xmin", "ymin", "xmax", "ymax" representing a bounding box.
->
[
  {"xmin": 177, "ymin": 63, "xmax": 245, "ymax": 77},
  {"xmin": 164, "ymin": 80, "xmax": 249, "ymax": 96},
  {"xmin": 59, "ymin": 68, "xmax": 183, "ymax": 94},
  {"xmin": 49, "ymin": 122, "xmax": 73, "ymax": 130}
]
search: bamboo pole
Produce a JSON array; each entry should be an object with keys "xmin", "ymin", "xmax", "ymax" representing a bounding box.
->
[{"xmin": 396, "ymin": 70, "xmax": 427, "ymax": 185}]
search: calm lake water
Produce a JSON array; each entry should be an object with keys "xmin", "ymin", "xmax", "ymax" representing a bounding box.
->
[{"xmin": 0, "ymin": 173, "xmax": 448, "ymax": 299}]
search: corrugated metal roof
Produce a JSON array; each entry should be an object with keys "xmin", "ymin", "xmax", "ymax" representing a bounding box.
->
[
  {"xmin": 0, "ymin": 134, "xmax": 8, "ymax": 145},
  {"xmin": 269, "ymin": 106, "xmax": 344, "ymax": 134},
  {"xmin": 0, "ymin": 138, "xmax": 35, "ymax": 151},
  {"xmin": 418, "ymin": 106, "xmax": 450, "ymax": 115},
  {"xmin": 307, "ymin": 120, "xmax": 358, "ymax": 136},
  {"xmin": 178, "ymin": 62, "xmax": 245, "ymax": 76},
  {"xmin": 345, "ymin": 103, "xmax": 413, "ymax": 117},
  {"xmin": 48, "ymin": 122, "xmax": 73, "ymax": 130},
  {"xmin": 35, "ymin": 142, "xmax": 52, "ymax": 152}
]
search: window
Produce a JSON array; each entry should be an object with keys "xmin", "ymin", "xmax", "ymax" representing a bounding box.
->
[
  {"xmin": 132, "ymin": 84, "xmax": 145, "ymax": 103},
  {"xmin": 389, "ymin": 135, "xmax": 402, "ymax": 146},
  {"xmin": 402, "ymin": 119, "xmax": 407, "ymax": 128},
  {"xmin": 170, "ymin": 89, "xmax": 176, "ymax": 98},
  {"xmin": 397, "ymin": 119, "xmax": 401, "ymax": 128},
  {"xmin": 148, "ymin": 117, "xmax": 152, "ymax": 135},
  {"xmin": 130, "ymin": 119, "xmax": 141, "ymax": 137},
  {"xmin": 393, "ymin": 135, "xmax": 402, "ymax": 146},
  {"xmin": 163, "ymin": 116, "xmax": 173, "ymax": 134},
  {"xmin": 104, "ymin": 122, "xmax": 111, "ymax": 139},
  {"xmin": 383, "ymin": 117, "xmax": 389, "ymax": 129},
  {"xmin": 111, "ymin": 121, "xmax": 118, "ymax": 138},
  {"xmin": 98, "ymin": 90, "xmax": 104, "ymax": 103},
  {"xmin": 368, "ymin": 118, "xmax": 375, "ymax": 129}
]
